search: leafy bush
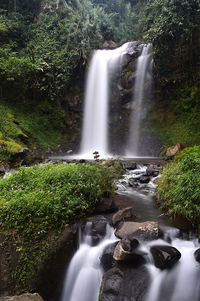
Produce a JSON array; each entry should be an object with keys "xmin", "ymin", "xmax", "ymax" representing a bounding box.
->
[
  {"xmin": 0, "ymin": 162, "xmax": 121, "ymax": 291},
  {"xmin": 157, "ymin": 146, "xmax": 200, "ymax": 223},
  {"xmin": 0, "ymin": 163, "xmax": 116, "ymax": 232}
]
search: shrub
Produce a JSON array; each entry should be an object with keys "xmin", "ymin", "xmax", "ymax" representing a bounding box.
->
[
  {"xmin": 157, "ymin": 146, "xmax": 200, "ymax": 223},
  {"xmin": 0, "ymin": 162, "xmax": 121, "ymax": 291}
]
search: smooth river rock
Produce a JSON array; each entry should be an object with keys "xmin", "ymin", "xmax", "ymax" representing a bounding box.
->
[
  {"xmin": 0, "ymin": 294, "xmax": 44, "ymax": 301},
  {"xmin": 112, "ymin": 207, "xmax": 135, "ymax": 227},
  {"xmin": 85, "ymin": 215, "xmax": 109, "ymax": 245},
  {"xmin": 115, "ymin": 221, "xmax": 159, "ymax": 240},
  {"xmin": 100, "ymin": 242, "xmax": 118, "ymax": 271},
  {"xmin": 113, "ymin": 240, "xmax": 146, "ymax": 265},
  {"xmin": 95, "ymin": 198, "xmax": 117, "ymax": 214},
  {"xmin": 194, "ymin": 248, "xmax": 200, "ymax": 263},
  {"xmin": 150, "ymin": 245, "xmax": 181, "ymax": 269},
  {"xmin": 99, "ymin": 265, "xmax": 150, "ymax": 301}
]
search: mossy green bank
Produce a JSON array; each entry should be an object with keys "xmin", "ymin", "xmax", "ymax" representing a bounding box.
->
[{"xmin": 0, "ymin": 161, "xmax": 122, "ymax": 292}]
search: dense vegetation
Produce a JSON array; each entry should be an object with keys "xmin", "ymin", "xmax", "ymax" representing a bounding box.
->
[
  {"xmin": 0, "ymin": 161, "xmax": 122, "ymax": 291},
  {"xmin": 0, "ymin": 0, "xmax": 199, "ymax": 295},
  {"xmin": 157, "ymin": 146, "xmax": 200, "ymax": 224},
  {"xmin": 146, "ymin": 0, "xmax": 200, "ymax": 147},
  {"xmin": 0, "ymin": 0, "xmax": 199, "ymax": 159}
]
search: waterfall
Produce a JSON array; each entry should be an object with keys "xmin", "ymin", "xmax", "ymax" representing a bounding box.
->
[
  {"xmin": 126, "ymin": 44, "xmax": 153, "ymax": 157},
  {"xmin": 61, "ymin": 223, "xmax": 117, "ymax": 301},
  {"xmin": 79, "ymin": 42, "xmax": 132, "ymax": 159}
]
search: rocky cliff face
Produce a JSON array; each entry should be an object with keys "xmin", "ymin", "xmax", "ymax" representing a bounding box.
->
[{"xmin": 0, "ymin": 226, "xmax": 78, "ymax": 300}]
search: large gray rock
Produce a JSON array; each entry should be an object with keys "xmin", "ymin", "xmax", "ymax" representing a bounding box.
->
[
  {"xmin": 150, "ymin": 245, "xmax": 181, "ymax": 269},
  {"xmin": 85, "ymin": 215, "xmax": 110, "ymax": 246},
  {"xmin": 112, "ymin": 207, "xmax": 135, "ymax": 227},
  {"xmin": 100, "ymin": 267, "xmax": 124, "ymax": 301},
  {"xmin": 0, "ymin": 294, "xmax": 44, "ymax": 301},
  {"xmin": 99, "ymin": 265, "xmax": 150, "ymax": 301},
  {"xmin": 100, "ymin": 242, "xmax": 118, "ymax": 271},
  {"xmin": 120, "ymin": 161, "xmax": 137, "ymax": 170},
  {"xmin": 139, "ymin": 175, "xmax": 150, "ymax": 184},
  {"xmin": 113, "ymin": 240, "xmax": 146, "ymax": 265},
  {"xmin": 115, "ymin": 221, "xmax": 159, "ymax": 240}
]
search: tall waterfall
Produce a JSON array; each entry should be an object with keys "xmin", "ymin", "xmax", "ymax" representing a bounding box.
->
[
  {"xmin": 126, "ymin": 44, "xmax": 153, "ymax": 157},
  {"xmin": 80, "ymin": 42, "xmax": 131, "ymax": 159}
]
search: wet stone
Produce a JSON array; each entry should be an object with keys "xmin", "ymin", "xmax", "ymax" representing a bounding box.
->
[
  {"xmin": 150, "ymin": 245, "xmax": 181, "ymax": 269},
  {"xmin": 194, "ymin": 248, "xmax": 200, "ymax": 263}
]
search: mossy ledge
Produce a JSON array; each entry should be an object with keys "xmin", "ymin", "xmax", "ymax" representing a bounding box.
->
[{"xmin": 0, "ymin": 161, "xmax": 122, "ymax": 297}]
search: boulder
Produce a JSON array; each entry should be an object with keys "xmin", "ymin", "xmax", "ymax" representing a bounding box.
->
[
  {"xmin": 121, "ymin": 237, "xmax": 139, "ymax": 252},
  {"xmin": 145, "ymin": 165, "xmax": 160, "ymax": 177},
  {"xmin": 112, "ymin": 207, "xmax": 135, "ymax": 227},
  {"xmin": 85, "ymin": 216, "xmax": 109, "ymax": 246},
  {"xmin": 150, "ymin": 245, "xmax": 181, "ymax": 269},
  {"xmin": 99, "ymin": 265, "xmax": 150, "ymax": 301},
  {"xmin": 139, "ymin": 175, "xmax": 150, "ymax": 184},
  {"xmin": 0, "ymin": 294, "xmax": 44, "ymax": 301},
  {"xmin": 113, "ymin": 240, "xmax": 145, "ymax": 265},
  {"xmin": 100, "ymin": 267, "xmax": 124, "ymax": 300},
  {"xmin": 100, "ymin": 242, "xmax": 118, "ymax": 271},
  {"xmin": 115, "ymin": 221, "xmax": 159, "ymax": 241},
  {"xmin": 166, "ymin": 143, "xmax": 183, "ymax": 157},
  {"xmin": 128, "ymin": 178, "xmax": 138, "ymax": 187},
  {"xmin": 95, "ymin": 198, "xmax": 118, "ymax": 214},
  {"xmin": 120, "ymin": 161, "xmax": 137, "ymax": 170},
  {"xmin": 194, "ymin": 248, "xmax": 200, "ymax": 263}
]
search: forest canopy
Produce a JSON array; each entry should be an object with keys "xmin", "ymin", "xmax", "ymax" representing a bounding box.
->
[{"xmin": 0, "ymin": 0, "xmax": 199, "ymax": 153}]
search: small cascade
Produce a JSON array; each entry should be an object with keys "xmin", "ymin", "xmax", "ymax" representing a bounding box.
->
[
  {"xmin": 126, "ymin": 44, "xmax": 153, "ymax": 157},
  {"xmin": 61, "ymin": 222, "xmax": 117, "ymax": 301},
  {"xmin": 145, "ymin": 236, "xmax": 200, "ymax": 301},
  {"xmin": 80, "ymin": 42, "xmax": 132, "ymax": 159}
]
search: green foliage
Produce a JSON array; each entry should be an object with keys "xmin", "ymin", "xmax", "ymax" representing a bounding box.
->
[
  {"xmin": 143, "ymin": 0, "xmax": 200, "ymax": 84},
  {"xmin": 0, "ymin": 163, "xmax": 115, "ymax": 231},
  {"xmin": 0, "ymin": 162, "xmax": 120, "ymax": 291},
  {"xmin": 157, "ymin": 146, "xmax": 200, "ymax": 223},
  {"xmin": 152, "ymin": 108, "xmax": 200, "ymax": 147}
]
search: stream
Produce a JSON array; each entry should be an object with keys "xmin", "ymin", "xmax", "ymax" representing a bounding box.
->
[{"xmin": 60, "ymin": 160, "xmax": 200, "ymax": 301}]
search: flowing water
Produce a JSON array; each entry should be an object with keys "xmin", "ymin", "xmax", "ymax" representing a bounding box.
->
[
  {"xmin": 116, "ymin": 164, "xmax": 200, "ymax": 301},
  {"xmin": 126, "ymin": 44, "xmax": 153, "ymax": 157},
  {"xmin": 60, "ymin": 163, "xmax": 200, "ymax": 301},
  {"xmin": 61, "ymin": 223, "xmax": 117, "ymax": 301},
  {"xmin": 145, "ymin": 236, "xmax": 200, "ymax": 301},
  {"xmin": 57, "ymin": 41, "xmax": 200, "ymax": 301},
  {"xmin": 80, "ymin": 42, "xmax": 132, "ymax": 159}
]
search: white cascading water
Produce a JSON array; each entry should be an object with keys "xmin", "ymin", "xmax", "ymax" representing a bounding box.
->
[
  {"xmin": 126, "ymin": 44, "xmax": 153, "ymax": 157},
  {"xmin": 61, "ymin": 223, "xmax": 117, "ymax": 301},
  {"xmin": 80, "ymin": 42, "xmax": 132, "ymax": 159},
  {"xmin": 145, "ymin": 234, "xmax": 200, "ymax": 301}
]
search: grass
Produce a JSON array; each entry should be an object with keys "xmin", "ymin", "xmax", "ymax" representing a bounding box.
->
[
  {"xmin": 157, "ymin": 146, "xmax": 200, "ymax": 224},
  {"xmin": 0, "ymin": 161, "xmax": 122, "ymax": 292}
]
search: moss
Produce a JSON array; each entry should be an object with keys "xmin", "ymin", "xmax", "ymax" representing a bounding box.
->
[
  {"xmin": 152, "ymin": 84, "xmax": 200, "ymax": 147},
  {"xmin": 0, "ymin": 140, "xmax": 22, "ymax": 160},
  {"xmin": 0, "ymin": 162, "xmax": 122, "ymax": 292}
]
